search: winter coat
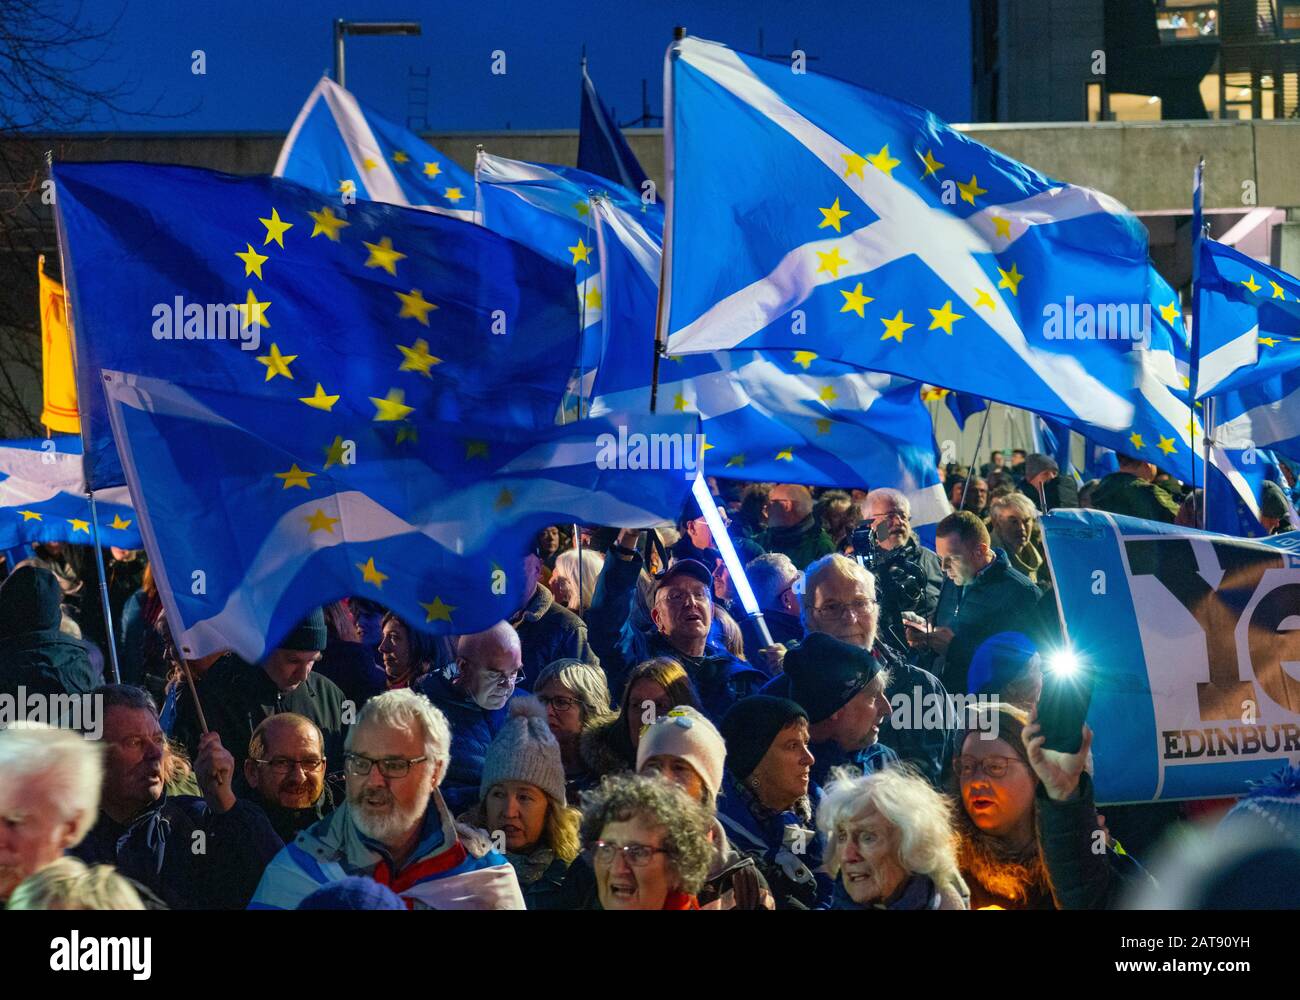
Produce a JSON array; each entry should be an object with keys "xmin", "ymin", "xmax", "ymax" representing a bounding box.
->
[
  {"xmin": 1035, "ymin": 772, "xmax": 1155, "ymax": 909},
  {"xmin": 314, "ymin": 638, "xmax": 385, "ymax": 710},
  {"xmin": 171, "ymin": 654, "xmax": 350, "ymax": 779},
  {"xmin": 256, "ymin": 775, "xmax": 342, "ymax": 844},
  {"xmin": 511, "ymin": 582, "xmax": 599, "ymax": 689},
  {"xmin": 700, "ymin": 818, "xmax": 775, "ymax": 909},
  {"xmin": 756, "ymin": 514, "xmax": 834, "ymax": 571},
  {"xmin": 503, "ymin": 848, "xmax": 573, "ymax": 911},
  {"xmin": 72, "ymin": 793, "xmax": 282, "ymax": 910},
  {"xmin": 414, "ymin": 669, "xmax": 521, "ymax": 813},
  {"xmin": 935, "ymin": 548, "xmax": 1046, "ymax": 695},
  {"xmin": 577, "ymin": 712, "xmax": 637, "ymax": 784},
  {"xmin": 739, "ymin": 608, "xmax": 804, "ymax": 667},
  {"xmin": 955, "ymin": 810, "xmax": 1055, "ymax": 910},
  {"xmin": 873, "ymin": 639, "xmax": 956, "ymax": 788},
  {"xmin": 1091, "ymin": 471, "xmax": 1180, "ymax": 523},
  {"xmin": 0, "ymin": 564, "xmax": 98, "ymax": 699},
  {"xmin": 249, "ymin": 789, "xmax": 524, "ymax": 909},
  {"xmin": 830, "ymin": 871, "xmax": 970, "ymax": 910}
]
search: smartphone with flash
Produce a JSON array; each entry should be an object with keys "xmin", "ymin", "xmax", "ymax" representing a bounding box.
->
[{"xmin": 1037, "ymin": 653, "xmax": 1093, "ymax": 754}]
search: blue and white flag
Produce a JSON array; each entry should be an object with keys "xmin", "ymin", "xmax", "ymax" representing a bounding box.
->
[
  {"xmin": 661, "ymin": 36, "xmax": 1196, "ymax": 461},
  {"xmin": 579, "ymin": 65, "xmax": 650, "ymax": 194},
  {"xmin": 0, "ymin": 437, "xmax": 140, "ymax": 549},
  {"xmin": 275, "ymin": 76, "xmax": 477, "ymax": 222},
  {"xmin": 589, "ymin": 197, "xmax": 950, "ymax": 524},
  {"xmin": 103, "ymin": 369, "xmax": 696, "ymax": 662},
  {"xmin": 1042, "ymin": 508, "xmax": 1300, "ymax": 802}
]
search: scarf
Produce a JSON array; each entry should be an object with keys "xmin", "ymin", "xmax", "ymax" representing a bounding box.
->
[{"xmin": 954, "ymin": 805, "xmax": 1049, "ymax": 908}]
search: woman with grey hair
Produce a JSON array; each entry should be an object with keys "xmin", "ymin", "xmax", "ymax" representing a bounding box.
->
[
  {"xmin": 988, "ymin": 492, "xmax": 1046, "ymax": 584},
  {"xmin": 534, "ymin": 658, "xmax": 615, "ymax": 804},
  {"xmin": 818, "ymin": 765, "xmax": 969, "ymax": 909},
  {"xmin": 579, "ymin": 772, "xmax": 714, "ymax": 910}
]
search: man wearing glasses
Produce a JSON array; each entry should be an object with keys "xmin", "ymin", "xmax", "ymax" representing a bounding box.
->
[
  {"xmin": 415, "ymin": 621, "xmax": 526, "ymax": 813},
  {"xmin": 243, "ymin": 713, "xmax": 339, "ymax": 844},
  {"xmin": 251, "ymin": 689, "xmax": 524, "ymax": 909}
]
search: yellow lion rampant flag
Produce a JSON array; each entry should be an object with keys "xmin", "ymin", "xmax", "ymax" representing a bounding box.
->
[{"xmin": 39, "ymin": 255, "xmax": 79, "ymax": 433}]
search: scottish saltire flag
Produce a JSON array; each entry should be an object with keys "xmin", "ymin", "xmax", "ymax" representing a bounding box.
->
[
  {"xmin": 0, "ymin": 437, "xmax": 139, "ymax": 549},
  {"xmin": 662, "ymin": 37, "xmax": 1196, "ymax": 446},
  {"xmin": 1204, "ymin": 445, "xmax": 1295, "ymax": 538},
  {"xmin": 578, "ymin": 65, "xmax": 650, "ymax": 193},
  {"xmin": 1032, "ymin": 416, "xmax": 1078, "ymax": 481},
  {"xmin": 1193, "ymin": 239, "xmax": 1300, "ymax": 399},
  {"xmin": 54, "ymin": 161, "xmax": 581, "ymax": 491},
  {"xmin": 588, "ymin": 197, "xmax": 950, "ymax": 524},
  {"xmin": 921, "ymin": 386, "xmax": 987, "ymax": 431},
  {"xmin": 276, "ymin": 76, "xmax": 476, "ymax": 222},
  {"xmin": 103, "ymin": 369, "xmax": 696, "ymax": 661},
  {"xmin": 1217, "ymin": 372, "xmax": 1300, "ymax": 460},
  {"xmin": 1042, "ymin": 508, "xmax": 1300, "ymax": 802}
]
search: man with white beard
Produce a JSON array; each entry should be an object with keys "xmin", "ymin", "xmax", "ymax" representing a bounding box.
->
[{"xmin": 250, "ymin": 688, "xmax": 523, "ymax": 909}]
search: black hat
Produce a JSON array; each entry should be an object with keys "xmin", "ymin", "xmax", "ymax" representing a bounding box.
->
[
  {"xmin": 783, "ymin": 632, "xmax": 881, "ymax": 724},
  {"xmin": 653, "ymin": 558, "xmax": 714, "ymax": 599},
  {"xmin": 277, "ymin": 607, "xmax": 327, "ymax": 652},
  {"xmin": 719, "ymin": 696, "xmax": 809, "ymax": 781}
]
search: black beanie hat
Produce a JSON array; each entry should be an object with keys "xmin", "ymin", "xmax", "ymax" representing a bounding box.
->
[
  {"xmin": 783, "ymin": 632, "xmax": 881, "ymax": 724},
  {"xmin": 719, "ymin": 696, "xmax": 808, "ymax": 781},
  {"xmin": 278, "ymin": 607, "xmax": 327, "ymax": 652}
]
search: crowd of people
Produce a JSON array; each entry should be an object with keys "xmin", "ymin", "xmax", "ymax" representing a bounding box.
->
[{"xmin": 1, "ymin": 450, "xmax": 1298, "ymax": 911}]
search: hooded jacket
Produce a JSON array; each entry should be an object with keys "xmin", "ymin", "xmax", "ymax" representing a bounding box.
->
[
  {"xmin": 249, "ymin": 788, "xmax": 524, "ymax": 910},
  {"xmin": 0, "ymin": 564, "xmax": 98, "ymax": 699},
  {"xmin": 414, "ymin": 669, "xmax": 520, "ymax": 814},
  {"xmin": 511, "ymin": 582, "xmax": 599, "ymax": 689}
]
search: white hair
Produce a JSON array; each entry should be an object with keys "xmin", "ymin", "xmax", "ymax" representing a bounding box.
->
[
  {"xmin": 745, "ymin": 552, "xmax": 799, "ymax": 610},
  {"xmin": 801, "ymin": 553, "xmax": 876, "ymax": 629},
  {"xmin": 0, "ymin": 724, "xmax": 103, "ymax": 846},
  {"xmin": 551, "ymin": 548, "xmax": 605, "ymax": 610},
  {"xmin": 989, "ymin": 491, "xmax": 1038, "ymax": 521},
  {"xmin": 6, "ymin": 856, "xmax": 144, "ymax": 910},
  {"xmin": 347, "ymin": 689, "xmax": 451, "ymax": 785},
  {"xmin": 867, "ymin": 487, "xmax": 911, "ymax": 519},
  {"xmin": 817, "ymin": 765, "xmax": 960, "ymax": 887}
]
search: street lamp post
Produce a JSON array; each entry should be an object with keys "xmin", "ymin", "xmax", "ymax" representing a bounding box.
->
[{"xmin": 333, "ymin": 19, "xmax": 422, "ymax": 88}]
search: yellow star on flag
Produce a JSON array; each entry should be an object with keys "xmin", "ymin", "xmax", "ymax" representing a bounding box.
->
[
  {"xmin": 235, "ymin": 243, "xmax": 269, "ymax": 279},
  {"xmin": 370, "ymin": 388, "xmax": 414, "ymax": 422},
  {"xmin": 973, "ymin": 288, "xmax": 996, "ymax": 310},
  {"xmin": 1271, "ymin": 280, "xmax": 1286, "ymax": 299},
  {"xmin": 256, "ymin": 342, "xmax": 296, "ymax": 381},
  {"xmin": 299, "ymin": 383, "xmax": 339, "ymax": 412},
  {"xmin": 818, "ymin": 197, "xmax": 850, "ymax": 232},
  {"xmin": 1129, "ymin": 432, "xmax": 1145, "ymax": 450},
  {"xmin": 392, "ymin": 150, "xmax": 410, "ymax": 164},
  {"xmin": 957, "ymin": 174, "xmax": 987, "ymax": 206},
  {"xmin": 725, "ymin": 454, "xmax": 746, "ymax": 468},
  {"xmin": 928, "ymin": 300, "xmax": 965, "ymax": 334},
  {"xmin": 395, "ymin": 424, "xmax": 418, "ymax": 444},
  {"xmin": 109, "ymin": 515, "xmax": 133, "ymax": 530},
  {"xmin": 495, "ymin": 488, "xmax": 514, "ymax": 510},
  {"xmin": 1241, "ymin": 274, "xmax": 1261, "ymax": 294},
  {"xmin": 585, "ymin": 286, "xmax": 602, "ymax": 310},
  {"xmin": 275, "ymin": 464, "xmax": 315, "ymax": 489},
  {"xmin": 568, "ymin": 238, "xmax": 593, "ymax": 265},
  {"xmin": 1160, "ymin": 301, "xmax": 1180, "ymax": 324},
  {"xmin": 1259, "ymin": 337, "xmax": 1279, "ymax": 347},
  {"xmin": 361, "ymin": 158, "xmax": 378, "ymax": 171},
  {"xmin": 67, "ymin": 518, "xmax": 90, "ymax": 533},
  {"xmin": 866, "ymin": 144, "xmax": 900, "ymax": 175},
  {"xmin": 465, "ymin": 440, "xmax": 489, "ymax": 460},
  {"xmin": 792, "ymin": 350, "xmax": 818, "ymax": 369},
  {"xmin": 237, "ymin": 288, "xmax": 271, "ymax": 330},
  {"xmin": 919, "ymin": 148, "xmax": 944, "ymax": 177},
  {"xmin": 363, "ymin": 237, "xmax": 406, "ymax": 276},
  {"xmin": 574, "ymin": 201, "xmax": 591, "ymax": 217},
  {"xmin": 397, "ymin": 337, "xmax": 441, "ymax": 375},
  {"xmin": 815, "ymin": 418, "xmax": 832, "ymax": 435},
  {"xmin": 357, "ymin": 557, "xmax": 387, "ymax": 588},
  {"xmin": 18, "ymin": 510, "xmax": 41, "ymax": 521},
  {"xmin": 259, "ymin": 207, "xmax": 293, "ymax": 248},
  {"xmin": 423, "ymin": 161, "xmax": 442, "ymax": 178},
  {"xmin": 444, "ymin": 187, "xmax": 465, "ymax": 203},
  {"xmin": 1157, "ymin": 436, "xmax": 1177, "ymax": 456},
  {"xmin": 997, "ymin": 263, "xmax": 1024, "ymax": 296},
  {"xmin": 700, "ymin": 438, "xmax": 714, "ymax": 454},
  {"xmin": 420, "ymin": 596, "xmax": 456, "ymax": 623},
  {"xmin": 880, "ymin": 310, "xmax": 914, "ymax": 343},
  {"xmin": 305, "ymin": 509, "xmax": 340, "ymax": 534},
  {"xmin": 841, "ymin": 151, "xmax": 867, "ymax": 179},
  {"xmin": 323, "ymin": 436, "xmax": 349, "ymax": 469},
  {"xmin": 991, "ymin": 216, "xmax": 1011, "ymax": 239},
  {"xmin": 673, "ymin": 392, "xmax": 690, "ymax": 412},
  {"xmin": 816, "ymin": 247, "xmax": 849, "ymax": 278},
  {"xmin": 308, "ymin": 206, "xmax": 350, "ymax": 241},
  {"xmin": 840, "ymin": 282, "xmax": 874, "ymax": 317},
  {"xmin": 818, "ymin": 385, "xmax": 838, "ymax": 404},
  {"xmin": 775, "ymin": 449, "xmax": 794, "ymax": 462},
  {"xmin": 395, "ymin": 288, "xmax": 438, "ymax": 325}
]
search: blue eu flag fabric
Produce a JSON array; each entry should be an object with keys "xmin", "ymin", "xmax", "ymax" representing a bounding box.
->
[
  {"xmin": 275, "ymin": 77, "xmax": 476, "ymax": 222},
  {"xmin": 0, "ymin": 436, "xmax": 139, "ymax": 549},
  {"xmin": 662, "ymin": 37, "xmax": 1195, "ymax": 455},
  {"xmin": 54, "ymin": 161, "xmax": 582, "ymax": 491},
  {"xmin": 578, "ymin": 66, "xmax": 651, "ymax": 194},
  {"xmin": 588, "ymin": 197, "xmax": 951, "ymax": 524},
  {"xmin": 1193, "ymin": 237, "xmax": 1300, "ymax": 399},
  {"xmin": 101, "ymin": 370, "xmax": 696, "ymax": 661}
]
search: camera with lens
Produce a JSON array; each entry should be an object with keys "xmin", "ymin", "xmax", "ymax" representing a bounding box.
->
[{"xmin": 852, "ymin": 524, "xmax": 930, "ymax": 649}]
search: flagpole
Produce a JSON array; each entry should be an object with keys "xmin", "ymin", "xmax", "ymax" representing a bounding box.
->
[
  {"xmin": 962, "ymin": 402, "xmax": 992, "ymax": 511},
  {"xmin": 1191, "ymin": 157, "xmax": 1207, "ymax": 529},
  {"xmin": 86, "ymin": 492, "xmax": 122, "ymax": 684},
  {"xmin": 650, "ymin": 26, "xmax": 686, "ymax": 414}
]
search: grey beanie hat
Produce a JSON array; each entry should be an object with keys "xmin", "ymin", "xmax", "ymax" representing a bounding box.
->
[{"xmin": 479, "ymin": 696, "xmax": 567, "ymax": 804}]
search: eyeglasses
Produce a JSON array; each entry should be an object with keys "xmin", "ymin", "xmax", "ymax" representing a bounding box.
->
[
  {"xmin": 660, "ymin": 588, "xmax": 711, "ymax": 608},
  {"xmin": 588, "ymin": 839, "xmax": 669, "ymax": 867},
  {"xmin": 252, "ymin": 756, "xmax": 326, "ymax": 775},
  {"xmin": 537, "ymin": 694, "xmax": 581, "ymax": 713},
  {"xmin": 871, "ymin": 509, "xmax": 909, "ymax": 523},
  {"xmin": 953, "ymin": 755, "xmax": 1025, "ymax": 780},
  {"xmin": 344, "ymin": 753, "xmax": 427, "ymax": 778},
  {"xmin": 813, "ymin": 598, "xmax": 877, "ymax": 620}
]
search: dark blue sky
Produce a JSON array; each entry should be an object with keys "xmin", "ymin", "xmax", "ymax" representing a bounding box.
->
[{"xmin": 49, "ymin": 0, "xmax": 971, "ymax": 133}]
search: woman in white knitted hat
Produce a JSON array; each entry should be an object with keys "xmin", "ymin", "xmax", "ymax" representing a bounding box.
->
[{"xmin": 461, "ymin": 696, "xmax": 582, "ymax": 910}]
